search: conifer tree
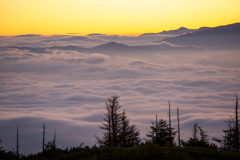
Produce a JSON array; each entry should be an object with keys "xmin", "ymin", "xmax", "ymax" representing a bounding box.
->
[
  {"xmin": 0, "ymin": 139, "xmax": 6, "ymax": 158},
  {"xmin": 96, "ymin": 95, "xmax": 140, "ymax": 147},
  {"xmin": 146, "ymin": 117, "xmax": 176, "ymax": 146},
  {"xmin": 182, "ymin": 123, "xmax": 217, "ymax": 149},
  {"xmin": 213, "ymin": 94, "xmax": 240, "ymax": 151},
  {"xmin": 96, "ymin": 95, "xmax": 122, "ymax": 147},
  {"xmin": 119, "ymin": 110, "xmax": 129, "ymax": 147},
  {"xmin": 192, "ymin": 122, "xmax": 199, "ymax": 140}
]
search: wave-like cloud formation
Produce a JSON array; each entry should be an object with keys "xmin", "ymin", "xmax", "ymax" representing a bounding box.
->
[
  {"xmin": 142, "ymin": 41, "xmax": 185, "ymax": 48},
  {"xmin": 0, "ymin": 34, "xmax": 239, "ymax": 154}
]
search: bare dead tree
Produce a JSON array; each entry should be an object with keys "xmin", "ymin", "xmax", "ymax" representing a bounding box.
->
[
  {"xmin": 43, "ymin": 123, "xmax": 45, "ymax": 153},
  {"xmin": 235, "ymin": 93, "xmax": 239, "ymax": 152},
  {"xmin": 168, "ymin": 100, "xmax": 172, "ymax": 146},
  {"xmin": 40, "ymin": 123, "xmax": 46, "ymax": 153},
  {"xmin": 177, "ymin": 107, "xmax": 180, "ymax": 147},
  {"xmin": 16, "ymin": 125, "xmax": 19, "ymax": 159},
  {"xmin": 156, "ymin": 114, "xmax": 158, "ymax": 143},
  {"xmin": 53, "ymin": 129, "xmax": 56, "ymax": 150}
]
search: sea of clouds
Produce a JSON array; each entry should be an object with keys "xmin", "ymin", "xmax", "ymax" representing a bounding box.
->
[{"xmin": 0, "ymin": 34, "xmax": 240, "ymax": 154}]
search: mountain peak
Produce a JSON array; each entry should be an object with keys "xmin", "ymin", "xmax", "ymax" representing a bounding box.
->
[
  {"xmin": 107, "ymin": 41, "xmax": 119, "ymax": 45},
  {"xmin": 161, "ymin": 22, "xmax": 240, "ymax": 49},
  {"xmin": 100, "ymin": 41, "xmax": 127, "ymax": 46},
  {"xmin": 87, "ymin": 33, "xmax": 106, "ymax": 36},
  {"xmin": 178, "ymin": 27, "xmax": 188, "ymax": 30},
  {"xmin": 92, "ymin": 42, "xmax": 129, "ymax": 51}
]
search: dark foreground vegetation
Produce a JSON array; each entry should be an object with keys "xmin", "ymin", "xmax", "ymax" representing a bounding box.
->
[
  {"xmin": 1, "ymin": 143, "xmax": 240, "ymax": 160},
  {"xmin": 1, "ymin": 94, "xmax": 240, "ymax": 160}
]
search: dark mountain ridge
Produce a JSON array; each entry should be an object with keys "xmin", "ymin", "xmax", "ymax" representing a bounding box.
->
[
  {"xmin": 7, "ymin": 41, "xmax": 201, "ymax": 55},
  {"xmin": 162, "ymin": 23, "xmax": 240, "ymax": 49},
  {"xmin": 140, "ymin": 26, "xmax": 210, "ymax": 36},
  {"xmin": 6, "ymin": 23, "xmax": 240, "ymax": 54}
]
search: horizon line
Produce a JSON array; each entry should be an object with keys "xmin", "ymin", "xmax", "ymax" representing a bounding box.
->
[{"xmin": 1, "ymin": 22, "xmax": 239, "ymax": 37}]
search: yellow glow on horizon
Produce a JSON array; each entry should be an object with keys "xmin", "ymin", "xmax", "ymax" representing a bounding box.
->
[{"xmin": 0, "ymin": 0, "xmax": 240, "ymax": 36}]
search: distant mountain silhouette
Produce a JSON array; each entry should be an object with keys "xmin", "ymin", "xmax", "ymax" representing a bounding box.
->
[
  {"xmin": 87, "ymin": 33, "xmax": 106, "ymax": 36},
  {"xmin": 140, "ymin": 27, "xmax": 210, "ymax": 36},
  {"xmin": 139, "ymin": 33, "xmax": 157, "ymax": 36},
  {"xmin": 91, "ymin": 42, "xmax": 130, "ymax": 51},
  {"xmin": 162, "ymin": 23, "xmax": 240, "ymax": 49},
  {"xmin": 88, "ymin": 42, "xmax": 201, "ymax": 55},
  {"xmin": 8, "ymin": 46, "xmax": 51, "ymax": 54},
  {"xmin": 7, "ymin": 41, "xmax": 201, "ymax": 55},
  {"xmin": 49, "ymin": 45, "xmax": 87, "ymax": 52},
  {"xmin": 8, "ymin": 22, "xmax": 240, "ymax": 55},
  {"xmin": 158, "ymin": 27, "xmax": 206, "ymax": 35}
]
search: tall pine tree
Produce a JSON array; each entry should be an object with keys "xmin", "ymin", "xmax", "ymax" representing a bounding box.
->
[
  {"xmin": 96, "ymin": 95, "xmax": 140, "ymax": 147},
  {"xmin": 213, "ymin": 94, "xmax": 240, "ymax": 151}
]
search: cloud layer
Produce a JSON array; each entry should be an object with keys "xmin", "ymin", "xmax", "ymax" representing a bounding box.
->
[{"xmin": 0, "ymin": 34, "xmax": 240, "ymax": 154}]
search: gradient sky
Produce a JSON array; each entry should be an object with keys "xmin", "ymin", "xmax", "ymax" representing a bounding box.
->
[
  {"xmin": 0, "ymin": 0, "xmax": 240, "ymax": 155},
  {"xmin": 0, "ymin": 0, "xmax": 240, "ymax": 36}
]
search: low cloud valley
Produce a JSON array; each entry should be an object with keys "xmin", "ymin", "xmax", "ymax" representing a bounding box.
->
[{"xmin": 0, "ymin": 29, "xmax": 240, "ymax": 154}]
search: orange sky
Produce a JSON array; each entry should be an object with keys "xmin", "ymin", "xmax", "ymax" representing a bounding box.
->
[{"xmin": 0, "ymin": 0, "xmax": 240, "ymax": 36}]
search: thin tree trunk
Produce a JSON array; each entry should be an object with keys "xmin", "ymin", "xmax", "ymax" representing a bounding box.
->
[
  {"xmin": 111, "ymin": 100, "xmax": 116, "ymax": 146},
  {"xmin": 177, "ymin": 107, "xmax": 180, "ymax": 147},
  {"xmin": 168, "ymin": 100, "xmax": 172, "ymax": 147},
  {"xmin": 122, "ymin": 111, "xmax": 126, "ymax": 147},
  {"xmin": 156, "ymin": 114, "xmax": 158, "ymax": 143},
  {"xmin": 42, "ymin": 123, "xmax": 46, "ymax": 153},
  {"xmin": 53, "ymin": 129, "xmax": 56, "ymax": 150},
  {"xmin": 108, "ymin": 108, "xmax": 111, "ymax": 147},
  {"xmin": 236, "ymin": 93, "xmax": 239, "ymax": 152},
  {"xmin": 16, "ymin": 125, "xmax": 19, "ymax": 159}
]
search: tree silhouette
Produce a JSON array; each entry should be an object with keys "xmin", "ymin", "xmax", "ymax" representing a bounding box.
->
[
  {"xmin": 95, "ymin": 95, "xmax": 140, "ymax": 147},
  {"xmin": 199, "ymin": 125, "xmax": 209, "ymax": 142},
  {"xmin": 213, "ymin": 117, "xmax": 236, "ymax": 150},
  {"xmin": 192, "ymin": 122, "xmax": 199, "ymax": 140},
  {"xmin": 40, "ymin": 123, "xmax": 46, "ymax": 153},
  {"xmin": 45, "ymin": 130, "xmax": 57, "ymax": 151},
  {"xmin": 182, "ymin": 123, "xmax": 217, "ymax": 149},
  {"xmin": 146, "ymin": 116, "xmax": 176, "ymax": 146},
  {"xmin": 235, "ymin": 93, "xmax": 239, "ymax": 151},
  {"xmin": 53, "ymin": 130, "xmax": 56, "ymax": 150},
  {"xmin": 96, "ymin": 95, "xmax": 121, "ymax": 147},
  {"xmin": 213, "ymin": 94, "xmax": 240, "ymax": 151},
  {"xmin": 0, "ymin": 139, "xmax": 6, "ymax": 158},
  {"xmin": 16, "ymin": 125, "xmax": 19, "ymax": 159},
  {"xmin": 168, "ymin": 100, "xmax": 172, "ymax": 147},
  {"xmin": 177, "ymin": 107, "xmax": 181, "ymax": 147},
  {"xmin": 119, "ymin": 111, "xmax": 141, "ymax": 147},
  {"xmin": 119, "ymin": 110, "xmax": 129, "ymax": 147}
]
